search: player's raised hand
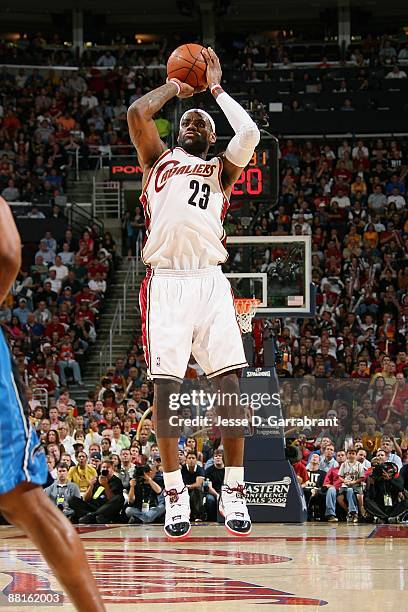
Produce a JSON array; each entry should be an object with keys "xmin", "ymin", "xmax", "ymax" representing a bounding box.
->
[
  {"xmin": 166, "ymin": 77, "xmax": 194, "ymax": 98},
  {"xmin": 202, "ymin": 47, "xmax": 222, "ymax": 88}
]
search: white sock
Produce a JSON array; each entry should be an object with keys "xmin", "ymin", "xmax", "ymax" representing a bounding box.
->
[
  {"xmin": 163, "ymin": 470, "xmax": 184, "ymax": 491},
  {"xmin": 224, "ymin": 466, "xmax": 244, "ymax": 487}
]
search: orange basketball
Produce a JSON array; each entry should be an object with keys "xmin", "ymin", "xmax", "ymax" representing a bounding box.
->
[{"xmin": 167, "ymin": 43, "xmax": 207, "ymax": 89}]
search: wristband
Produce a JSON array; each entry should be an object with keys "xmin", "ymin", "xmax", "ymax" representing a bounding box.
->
[
  {"xmin": 210, "ymin": 83, "xmax": 223, "ymax": 96},
  {"xmin": 168, "ymin": 79, "xmax": 181, "ymax": 96}
]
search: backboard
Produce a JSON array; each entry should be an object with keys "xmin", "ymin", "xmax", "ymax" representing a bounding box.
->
[{"xmin": 224, "ymin": 236, "xmax": 313, "ymax": 316}]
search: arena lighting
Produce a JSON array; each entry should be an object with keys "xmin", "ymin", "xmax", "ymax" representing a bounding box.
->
[
  {"xmin": 2, "ymin": 33, "xmax": 20, "ymax": 41},
  {"xmin": 134, "ymin": 33, "xmax": 161, "ymax": 43}
]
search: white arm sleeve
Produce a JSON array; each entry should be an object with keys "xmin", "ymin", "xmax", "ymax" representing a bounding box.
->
[{"xmin": 215, "ymin": 90, "xmax": 260, "ymax": 167}]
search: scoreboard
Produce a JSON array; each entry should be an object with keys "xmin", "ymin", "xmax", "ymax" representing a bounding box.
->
[
  {"xmin": 232, "ymin": 150, "xmax": 273, "ymax": 198},
  {"xmin": 231, "ymin": 142, "xmax": 279, "ymax": 204}
]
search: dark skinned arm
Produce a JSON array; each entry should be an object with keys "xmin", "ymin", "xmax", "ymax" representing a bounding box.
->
[
  {"xmin": 127, "ymin": 79, "xmax": 195, "ymax": 182},
  {"xmin": 0, "ymin": 197, "xmax": 21, "ymax": 305}
]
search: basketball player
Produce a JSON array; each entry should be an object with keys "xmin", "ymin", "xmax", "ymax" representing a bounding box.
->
[
  {"xmin": 0, "ymin": 197, "xmax": 105, "ymax": 611},
  {"xmin": 127, "ymin": 47, "xmax": 260, "ymax": 539}
]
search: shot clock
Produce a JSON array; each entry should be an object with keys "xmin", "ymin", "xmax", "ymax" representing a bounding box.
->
[{"xmin": 231, "ymin": 139, "xmax": 279, "ymax": 204}]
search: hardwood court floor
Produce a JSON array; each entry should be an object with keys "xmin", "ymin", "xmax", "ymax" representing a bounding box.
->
[{"xmin": 0, "ymin": 523, "xmax": 407, "ymax": 611}]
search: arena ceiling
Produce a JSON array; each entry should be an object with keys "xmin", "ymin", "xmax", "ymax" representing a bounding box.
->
[{"xmin": 1, "ymin": 0, "xmax": 407, "ymax": 32}]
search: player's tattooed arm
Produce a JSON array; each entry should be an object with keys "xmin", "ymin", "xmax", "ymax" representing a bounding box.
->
[
  {"xmin": 127, "ymin": 81, "xmax": 194, "ymax": 171},
  {"xmin": 0, "ymin": 197, "xmax": 21, "ymax": 305}
]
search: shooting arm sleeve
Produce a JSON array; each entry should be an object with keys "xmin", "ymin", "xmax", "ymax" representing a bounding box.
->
[{"xmin": 212, "ymin": 87, "xmax": 260, "ymax": 167}]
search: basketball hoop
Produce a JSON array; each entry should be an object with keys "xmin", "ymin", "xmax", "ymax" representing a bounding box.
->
[{"xmin": 234, "ymin": 298, "xmax": 260, "ymax": 334}]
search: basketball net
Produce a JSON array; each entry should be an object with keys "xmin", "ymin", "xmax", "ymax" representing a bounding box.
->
[{"xmin": 234, "ymin": 298, "xmax": 260, "ymax": 334}]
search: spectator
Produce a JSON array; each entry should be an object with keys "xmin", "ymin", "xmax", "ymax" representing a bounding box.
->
[
  {"xmin": 58, "ymin": 334, "xmax": 83, "ymax": 386},
  {"xmin": 338, "ymin": 447, "xmax": 366, "ymax": 522},
  {"xmin": 204, "ymin": 448, "xmax": 225, "ymax": 520},
  {"xmin": 35, "ymin": 239, "xmax": 55, "ymax": 265},
  {"xmin": 50, "ymin": 256, "xmax": 69, "ymax": 282},
  {"xmin": 381, "ymin": 438, "xmax": 403, "ymax": 469},
  {"xmin": 80, "ymin": 90, "xmax": 99, "ymax": 112},
  {"xmin": 364, "ymin": 462, "xmax": 408, "ymax": 523},
  {"xmin": 181, "ymin": 451, "xmax": 205, "ymax": 522},
  {"xmin": 69, "ymin": 459, "xmax": 124, "ymax": 524},
  {"xmin": 44, "ymin": 463, "xmax": 81, "ymax": 519},
  {"xmin": 85, "ymin": 417, "xmax": 103, "ymax": 450},
  {"xmin": 340, "ymin": 99, "xmax": 355, "ymax": 111},
  {"xmin": 58, "ymin": 243, "xmax": 75, "ymax": 267},
  {"xmin": 302, "ymin": 453, "xmax": 326, "ymax": 520},
  {"xmin": 324, "ymin": 449, "xmax": 349, "ymax": 522},
  {"xmin": 2, "ymin": 179, "xmax": 20, "ymax": 202},
  {"xmin": 97, "ymin": 51, "xmax": 117, "ymax": 68},
  {"xmin": 154, "ymin": 112, "xmax": 172, "ymax": 144},
  {"xmin": 356, "ymin": 448, "xmax": 371, "ymax": 470},
  {"xmin": 117, "ymin": 449, "xmax": 134, "ymax": 488},
  {"xmin": 387, "ymin": 187, "xmax": 405, "ymax": 210},
  {"xmin": 13, "ymin": 298, "xmax": 31, "ymax": 325},
  {"xmin": 110, "ymin": 421, "xmax": 131, "ymax": 453},
  {"xmin": 385, "ymin": 65, "xmax": 407, "ymax": 79},
  {"xmin": 57, "ymin": 423, "xmax": 76, "ymax": 457},
  {"xmin": 125, "ymin": 464, "xmax": 165, "ymax": 524},
  {"xmin": 67, "ymin": 450, "xmax": 97, "ymax": 496},
  {"xmin": 319, "ymin": 444, "xmax": 339, "ymax": 472}
]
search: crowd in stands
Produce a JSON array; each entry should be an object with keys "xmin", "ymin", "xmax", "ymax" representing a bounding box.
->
[
  {"xmin": 227, "ymin": 33, "xmax": 408, "ymax": 68},
  {"xmin": 0, "ymin": 224, "xmax": 117, "ymax": 397},
  {"xmin": 0, "ymin": 58, "xmax": 172, "ymax": 189},
  {"xmin": 2, "ymin": 30, "xmax": 408, "ymax": 202},
  {"xmin": 2, "ymin": 31, "xmax": 408, "ymax": 68},
  {"xmin": 225, "ymin": 134, "xmax": 408, "ymax": 521}
]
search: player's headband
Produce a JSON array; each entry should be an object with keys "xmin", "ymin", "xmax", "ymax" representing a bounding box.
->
[{"xmin": 179, "ymin": 109, "xmax": 216, "ymax": 133}]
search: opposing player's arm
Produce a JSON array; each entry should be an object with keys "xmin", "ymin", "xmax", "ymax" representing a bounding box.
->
[
  {"xmin": 0, "ymin": 197, "xmax": 21, "ymax": 305},
  {"xmin": 202, "ymin": 47, "xmax": 260, "ymax": 193},
  {"xmin": 127, "ymin": 80, "xmax": 194, "ymax": 175}
]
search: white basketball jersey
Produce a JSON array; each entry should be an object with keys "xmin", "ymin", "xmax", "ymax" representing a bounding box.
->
[{"xmin": 140, "ymin": 147, "xmax": 229, "ymax": 270}]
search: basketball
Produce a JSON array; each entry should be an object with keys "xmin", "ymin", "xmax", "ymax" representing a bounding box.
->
[{"xmin": 167, "ymin": 43, "xmax": 207, "ymax": 89}]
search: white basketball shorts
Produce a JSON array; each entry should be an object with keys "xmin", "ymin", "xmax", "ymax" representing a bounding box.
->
[{"xmin": 140, "ymin": 266, "xmax": 248, "ymax": 381}]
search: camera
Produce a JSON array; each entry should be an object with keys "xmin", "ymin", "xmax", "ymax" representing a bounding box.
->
[
  {"xmin": 101, "ymin": 469, "xmax": 109, "ymax": 477},
  {"xmin": 133, "ymin": 465, "xmax": 151, "ymax": 480},
  {"xmin": 371, "ymin": 462, "xmax": 397, "ymax": 480}
]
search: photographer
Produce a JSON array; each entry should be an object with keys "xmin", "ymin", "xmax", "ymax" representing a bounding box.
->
[
  {"xmin": 44, "ymin": 463, "xmax": 81, "ymax": 519},
  {"xmin": 181, "ymin": 451, "xmax": 205, "ymax": 521},
  {"xmin": 125, "ymin": 464, "xmax": 165, "ymax": 524},
  {"xmin": 303, "ymin": 453, "xmax": 326, "ymax": 520},
  {"xmin": 118, "ymin": 449, "xmax": 134, "ymax": 489},
  {"xmin": 69, "ymin": 460, "xmax": 124, "ymax": 524},
  {"xmin": 204, "ymin": 449, "xmax": 225, "ymax": 521},
  {"xmin": 364, "ymin": 461, "xmax": 408, "ymax": 524}
]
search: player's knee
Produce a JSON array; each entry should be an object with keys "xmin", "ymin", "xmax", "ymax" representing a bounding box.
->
[
  {"xmin": 213, "ymin": 370, "xmax": 240, "ymax": 394},
  {"xmin": 154, "ymin": 378, "xmax": 181, "ymax": 407},
  {"xmin": 0, "ymin": 492, "xmax": 26, "ymax": 525},
  {"xmin": 154, "ymin": 378, "xmax": 182, "ymax": 434}
]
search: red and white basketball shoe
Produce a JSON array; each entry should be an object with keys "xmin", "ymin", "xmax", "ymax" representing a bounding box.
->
[
  {"xmin": 219, "ymin": 483, "xmax": 252, "ymax": 536},
  {"xmin": 163, "ymin": 486, "xmax": 191, "ymax": 540}
]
